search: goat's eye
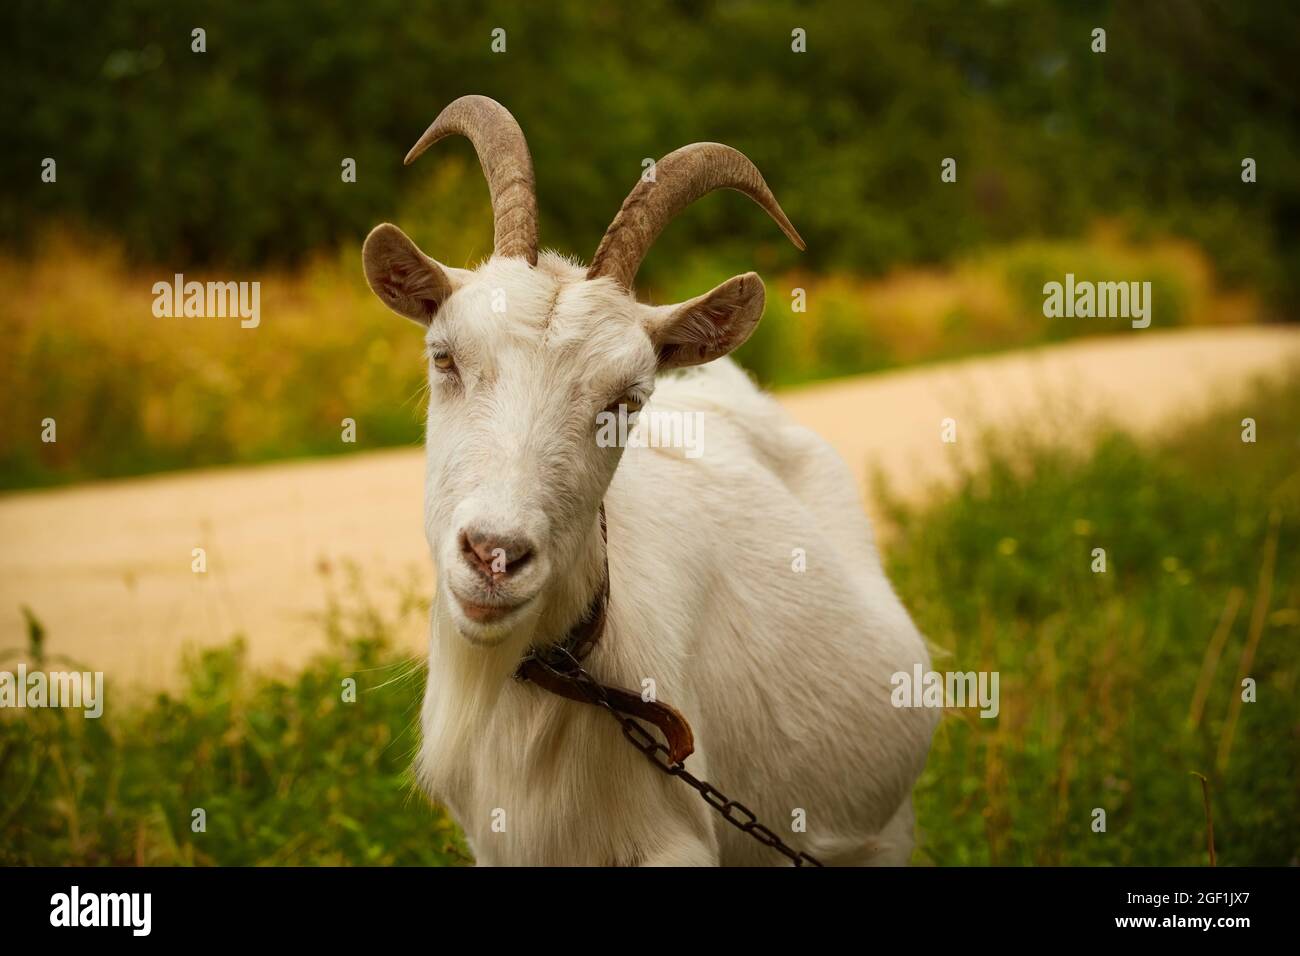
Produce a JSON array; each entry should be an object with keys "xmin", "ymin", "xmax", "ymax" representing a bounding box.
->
[
  {"xmin": 431, "ymin": 351, "xmax": 455, "ymax": 372},
  {"xmin": 605, "ymin": 395, "xmax": 643, "ymax": 416}
]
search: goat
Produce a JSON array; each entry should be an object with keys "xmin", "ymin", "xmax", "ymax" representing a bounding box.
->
[{"xmin": 362, "ymin": 96, "xmax": 936, "ymax": 866}]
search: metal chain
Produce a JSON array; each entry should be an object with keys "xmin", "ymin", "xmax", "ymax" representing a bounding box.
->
[{"xmin": 529, "ymin": 646, "xmax": 824, "ymax": 867}]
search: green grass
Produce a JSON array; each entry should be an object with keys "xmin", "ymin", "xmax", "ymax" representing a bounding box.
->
[
  {"xmin": 0, "ymin": 594, "xmax": 467, "ymax": 866},
  {"xmin": 884, "ymin": 373, "xmax": 1300, "ymax": 865},
  {"xmin": 2, "ymin": 376, "xmax": 1297, "ymax": 865}
]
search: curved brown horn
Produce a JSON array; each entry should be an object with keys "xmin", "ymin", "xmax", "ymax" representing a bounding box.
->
[
  {"xmin": 588, "ymin": 143, "xmax": 805, "ymax": 288},
  {"xmin": 405, "ymin": 95, "xmax": 539, "ymax": 265}
]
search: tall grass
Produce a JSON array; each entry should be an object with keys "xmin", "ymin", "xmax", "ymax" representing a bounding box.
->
[
  {"xmin": 883, "ymin": 372, "xmax": 1300, "ymax": 865},
  {"xmin": 1, "ymin": 225, "xmax": 1264, "ymax": 489},
  {"xmin": 0, "ymin": 586, "xmax": 468, "ymax": 866}
]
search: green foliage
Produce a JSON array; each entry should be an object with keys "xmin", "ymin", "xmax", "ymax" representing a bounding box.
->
[
  {"xmin": 0, "ymin": 596, "xmax": 468, "ymax": 866},
  {"xmin": 4, "ymin": 0, "xmax": 1298, "ymax": 308},
  {"xmin": 884, "ymin": 373, "xmax": 1300, "ymax": 864}
]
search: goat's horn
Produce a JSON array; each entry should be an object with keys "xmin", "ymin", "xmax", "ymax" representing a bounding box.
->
[
  {"xmin": 587, "ymin": 143, "xmax": 805, "ymax": 289},
  {"xmin": 405, "ymin": 95, "xmax": 539, "ymax": 265}
]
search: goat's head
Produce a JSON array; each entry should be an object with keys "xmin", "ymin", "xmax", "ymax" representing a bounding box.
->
[{"xmin": 362, "ymin": 96, "xmax": 803, "ymax": 646}]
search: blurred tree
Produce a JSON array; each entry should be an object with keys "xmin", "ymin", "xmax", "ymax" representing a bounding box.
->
[{"xmin": 3, "ymin": 0, "xmax": 1297, "ymax": 308}]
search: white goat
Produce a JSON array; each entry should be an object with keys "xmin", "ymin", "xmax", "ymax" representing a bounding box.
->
[{"xmin": 362, "ymin": 96, "xmax": 936, "ymax": 866}]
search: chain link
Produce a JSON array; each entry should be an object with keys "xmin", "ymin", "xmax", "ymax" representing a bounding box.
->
[{"xmin": 529, "ymin": 646, "xmax": 824, "ymax": 867}]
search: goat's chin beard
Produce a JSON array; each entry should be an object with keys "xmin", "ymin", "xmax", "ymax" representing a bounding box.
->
[
  {"xmin": 426, "ymin": 584, "xmax": 535, "ymax": 727},
  {"xmin": 419, "ymin": 588, "xmax": 538, "ymax": 792}
]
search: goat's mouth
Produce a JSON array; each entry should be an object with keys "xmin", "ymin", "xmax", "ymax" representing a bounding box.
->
[
  {"xmin": 448, "ymin": 587, "xmax": 535, "ymax": 627},
  {"xmin": 457, "ymin": 596, "xmax": 525, "ymax": 623}
]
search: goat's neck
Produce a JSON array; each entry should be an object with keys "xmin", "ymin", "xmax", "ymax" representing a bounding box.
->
[{"xmin": 530, "ymin": 509, "xmax": 608, "ymax": 652}]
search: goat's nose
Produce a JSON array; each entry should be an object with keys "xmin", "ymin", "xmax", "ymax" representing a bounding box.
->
[{"xmin": 460, "ymin": 527, "xmax": 536, "ymax": 579}]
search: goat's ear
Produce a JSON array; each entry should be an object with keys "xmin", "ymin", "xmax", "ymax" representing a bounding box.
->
[
  {"xmin": 642, "ymin": 272, "xmax": 765, "ymax": 369},
  {"xmin": 362, "ymin": 223, "xmax": 467, "ymax": 325}
]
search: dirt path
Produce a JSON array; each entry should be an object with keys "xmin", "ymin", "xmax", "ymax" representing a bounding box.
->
[{"xmin": 2, "ymin": 326, "xmax": 1296, "ymax": 689}]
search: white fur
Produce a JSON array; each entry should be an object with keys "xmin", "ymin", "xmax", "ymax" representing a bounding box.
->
[{"xmin": 394, "ymin": 251, "xmax": 936, "ymax": 866}]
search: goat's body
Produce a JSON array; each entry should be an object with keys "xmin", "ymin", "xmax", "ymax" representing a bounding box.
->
[{"xmin": 418, "ymin": 358, "xmax": 936, "ymax": 865}]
